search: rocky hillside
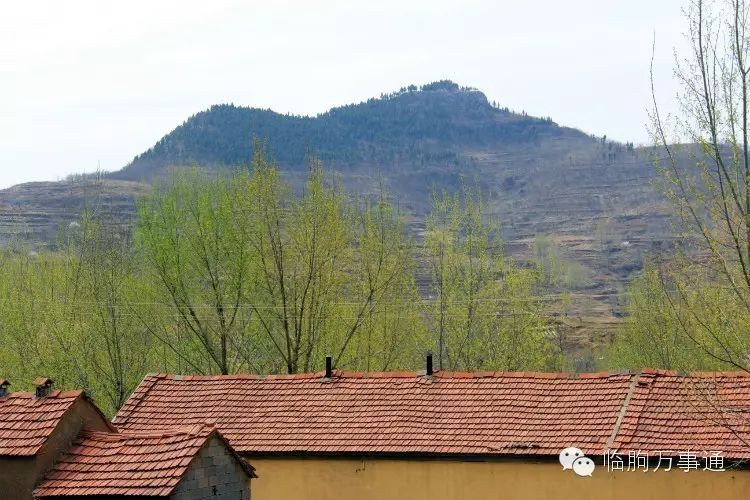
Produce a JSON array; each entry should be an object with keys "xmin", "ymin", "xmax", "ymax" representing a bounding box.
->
[
  {"xmin": 0, "ymin": 81, "xmax": 675, "ymax": 350},
  {"xmin": 0, "ymin": 179, "xmax": 146, "ymax": 245}
]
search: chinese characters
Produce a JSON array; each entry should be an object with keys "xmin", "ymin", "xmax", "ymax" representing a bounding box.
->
[{"xmin": 603, "ymin": 449, "xmax": 725, "ymax": 472}]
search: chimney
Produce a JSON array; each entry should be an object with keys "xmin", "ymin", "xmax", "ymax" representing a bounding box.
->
[
  {"xmin": 325, "ymin": 356, "xmax": 333, "ymax": 379},
  {"xmin": 34, "ymin": 377, "xmax": 54, "ymax": 398},
  {"xmin": 426, "ymin": 352, "xmax": 433, "ymax": 376},
  {"xmin": 0, "ymin": 379, "xmax": 9, "ymax": 397}
]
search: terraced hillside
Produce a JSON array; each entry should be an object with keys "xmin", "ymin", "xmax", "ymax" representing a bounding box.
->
[
  {"xmin": 0, "ymin": 179, "xmax": 146, "ymax": 245},
  {"xmin": 0, "ymin": 82, "xmax": 677, "ymax": 352}
]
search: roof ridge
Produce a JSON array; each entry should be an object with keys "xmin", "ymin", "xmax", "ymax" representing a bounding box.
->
[
  {"xmin": 3, "ymin": 389, "xmax": 84, "ymax": 399},
  {"xmin": 641, "ymin": 368, "xmax": 750, "ymax": 378},
  {"xmin": 112, "ymin": 373, "xmax": 163, "ymax": 425},
  {"xmin": 605, "ymin": 373, "xmax": 641, "ymax": 450},
  {"xmin": 151, "ymin": 370, "xmax": 643, "ymax": 381},
  {"xmin": 684, "ymin": 370, "xmax": 750, "ymax": 377},
  {"xmin": 609, "ymin": 371, "xmax": 660, "ymax": 451},
  {"xmin": 149, "ymin": 369, "xmax": 750, "ymax": 381}
]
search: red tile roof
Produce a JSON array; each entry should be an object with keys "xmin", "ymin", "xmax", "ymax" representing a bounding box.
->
[
  {"xmin": 34, "ymin": 424, "xmax": 255, "ymax": 498},
  {"xmin": 113, "ymin": 369, "xmax": 750, "ymax": 459},
  {"xmin": 613, "ymin": 370, "xmax": 750, "ymax": 457},
  {"xmin": 0, "ymin": 390, "xmax": 94, "ymax": 456}
]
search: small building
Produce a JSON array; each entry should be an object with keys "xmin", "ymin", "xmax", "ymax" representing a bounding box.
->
[
  {"xmin": 0, "ymin": 378, "xmax": 113, "ymax": 500},
  {"xmin": 0, "ymin": 378, "xmax": 255, "ymax": 500},
  {"xmin": 114, "ymin": 367, "xmax": 750, "ymax": 500},
  {"xmin": 33, "ymin": 424, "xmax": 256, "ymax": 500}
]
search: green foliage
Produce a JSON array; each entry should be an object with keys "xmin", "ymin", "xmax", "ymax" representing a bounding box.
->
[
  {"xmin": 0, "ymin": 150, "xmax": 560, "ymax": 415},
  {"xmin": 640, "ymin": 0, "xmax": 750, "ymax": 374},
  {"xmin": 0, "ymin": 218, "xmax": 153, "ymax": 415},
  {"xmin": 424, "ymin": 188, "xmax": 557, "ymax": 371},
  {"xmin": 136, "ymin": 168, "xmax": 255, "ymax": 374},
  {"xmin": 532, "ymin": 235, "xmax": 591, "ymax": 290},
  {"xmin": 328, "ymin": 184, "xmax": 426, "ymax": 372},
  {"xmin": 606, "ymin": 261, "xmax": 749, "ymax": 371},
  {"xmin": 240, "ymin": 154, "xmax": 353, "ymax": 373}
]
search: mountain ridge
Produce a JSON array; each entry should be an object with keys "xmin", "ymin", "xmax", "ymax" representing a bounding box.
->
[{"xmin": 114, "ymin": 80, "xmax": 596, "ymax": 182}]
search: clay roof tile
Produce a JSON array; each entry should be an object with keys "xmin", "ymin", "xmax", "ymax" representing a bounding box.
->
[
  {"xmin": 33, "ymin": 425, "xmax": 254, "ymax": 498},
  {"xmin": 0, "ymin": 390, "xmax": 88, "ymax": 456},
  {"xmin": 113, "ymin": 370, "xmax": 750, "ymax": 460}
]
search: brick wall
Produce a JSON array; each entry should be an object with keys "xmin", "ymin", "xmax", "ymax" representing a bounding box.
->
[{"xmin": 171, "ymin": 435, "xmax": 251, "ymax": 500}]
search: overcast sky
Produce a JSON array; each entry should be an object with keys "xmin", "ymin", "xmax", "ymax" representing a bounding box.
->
[{"xmin": 0, "ymin": 0, "xmax": 685, "ymax": 189}]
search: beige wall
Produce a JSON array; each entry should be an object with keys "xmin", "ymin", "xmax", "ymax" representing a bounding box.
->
[{"xmin": 246, "ymin": 457, "xmax": 750, "ymax": 500}]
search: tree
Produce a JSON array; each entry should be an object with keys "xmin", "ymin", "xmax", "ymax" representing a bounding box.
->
[
  {"xmin": 424, "ymin": 188, "xmax": 556, "ymax": 371},
  {"xmin": 336, "ymin": 189, "xmax": 427, "ymax": 372},
  {"xmin": 239, "ymin": 152, "xmax": 423, "ymax": 373},
  {"xmin": 0, "ymin": 246, "xmax": 62, "ymax": 391},
  {"xmin": 136, "ymin": 169, "xmax": 255, "ymax": 375},
  {"xmin": 0, "ymin": 213, "xmax": 153, "ymax": 415},
  {"xmin": 607, "ymin": 262, "xmax": 717, "ymax": 370},
  {"xmin": 0, "ymin": 149, "xmax": 569, "ymax": 403},
  {"xmin": 238, "ymin": 154, "xmax": 350, "ymax": 373},
  {"xmin": 650, "ymin": 0, "xmax": 750, "ymax": 371},
  {"xmin": 624, "ymin": 0, "xmax": 750, "ymax": 449},
  {"xmin": 532, "ymin": 235, "xmax": 590, "ymax": 290},
  {"xmin": 59, "ymin": 213, "xmax": 153, "ymax": 411}
]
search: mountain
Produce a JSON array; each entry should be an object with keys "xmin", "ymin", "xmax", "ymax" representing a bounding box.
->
[
  {"xmin": 115, "ymin": 80, "xmax": 592, "ymax": 181},
  {"xmin": 0, "ymin": 81, "xmax": 674, "ymax": 347}
]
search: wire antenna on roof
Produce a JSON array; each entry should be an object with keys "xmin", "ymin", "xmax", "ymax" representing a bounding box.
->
[{"xmin": 325, "ymin": 356, "xmax": 333, "ymax": 379}]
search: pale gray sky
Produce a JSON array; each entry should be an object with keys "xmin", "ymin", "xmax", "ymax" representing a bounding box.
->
[{"xmin": 0, "ymin": 0, "xmax": 685, "ymax": 189}]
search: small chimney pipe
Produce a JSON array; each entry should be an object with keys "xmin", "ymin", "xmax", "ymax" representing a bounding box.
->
[
  {"xmin": 34, "ymin": 377, "xmax": 54, "ymax": 398},
  {"xmin": 426, "ymin": 352, "xmax": 433, "ymax": 376},
  {"xmin": 325, "ymin": 356, "xmax": 333, "ymax": 378}
]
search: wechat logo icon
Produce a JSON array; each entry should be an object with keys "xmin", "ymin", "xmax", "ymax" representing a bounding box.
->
[{"xmin": 559, "ymin": 447, "xmax": 595, "ymax": 477}]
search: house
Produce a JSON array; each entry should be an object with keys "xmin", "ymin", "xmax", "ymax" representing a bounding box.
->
[
  {"xmin": 0, "ymin": 378, "xmax": 255, "ymax": 500},
  {"xmin": 0, "ymin": 378, "xmax": 114, "ymax": 500},
  {"xmin": 33, "ymin": 424, "xmax": 256, "ymax": 500},
  {"xmin": 114, "ymin": 365, "xmax": 750, "ymax": 500}
]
